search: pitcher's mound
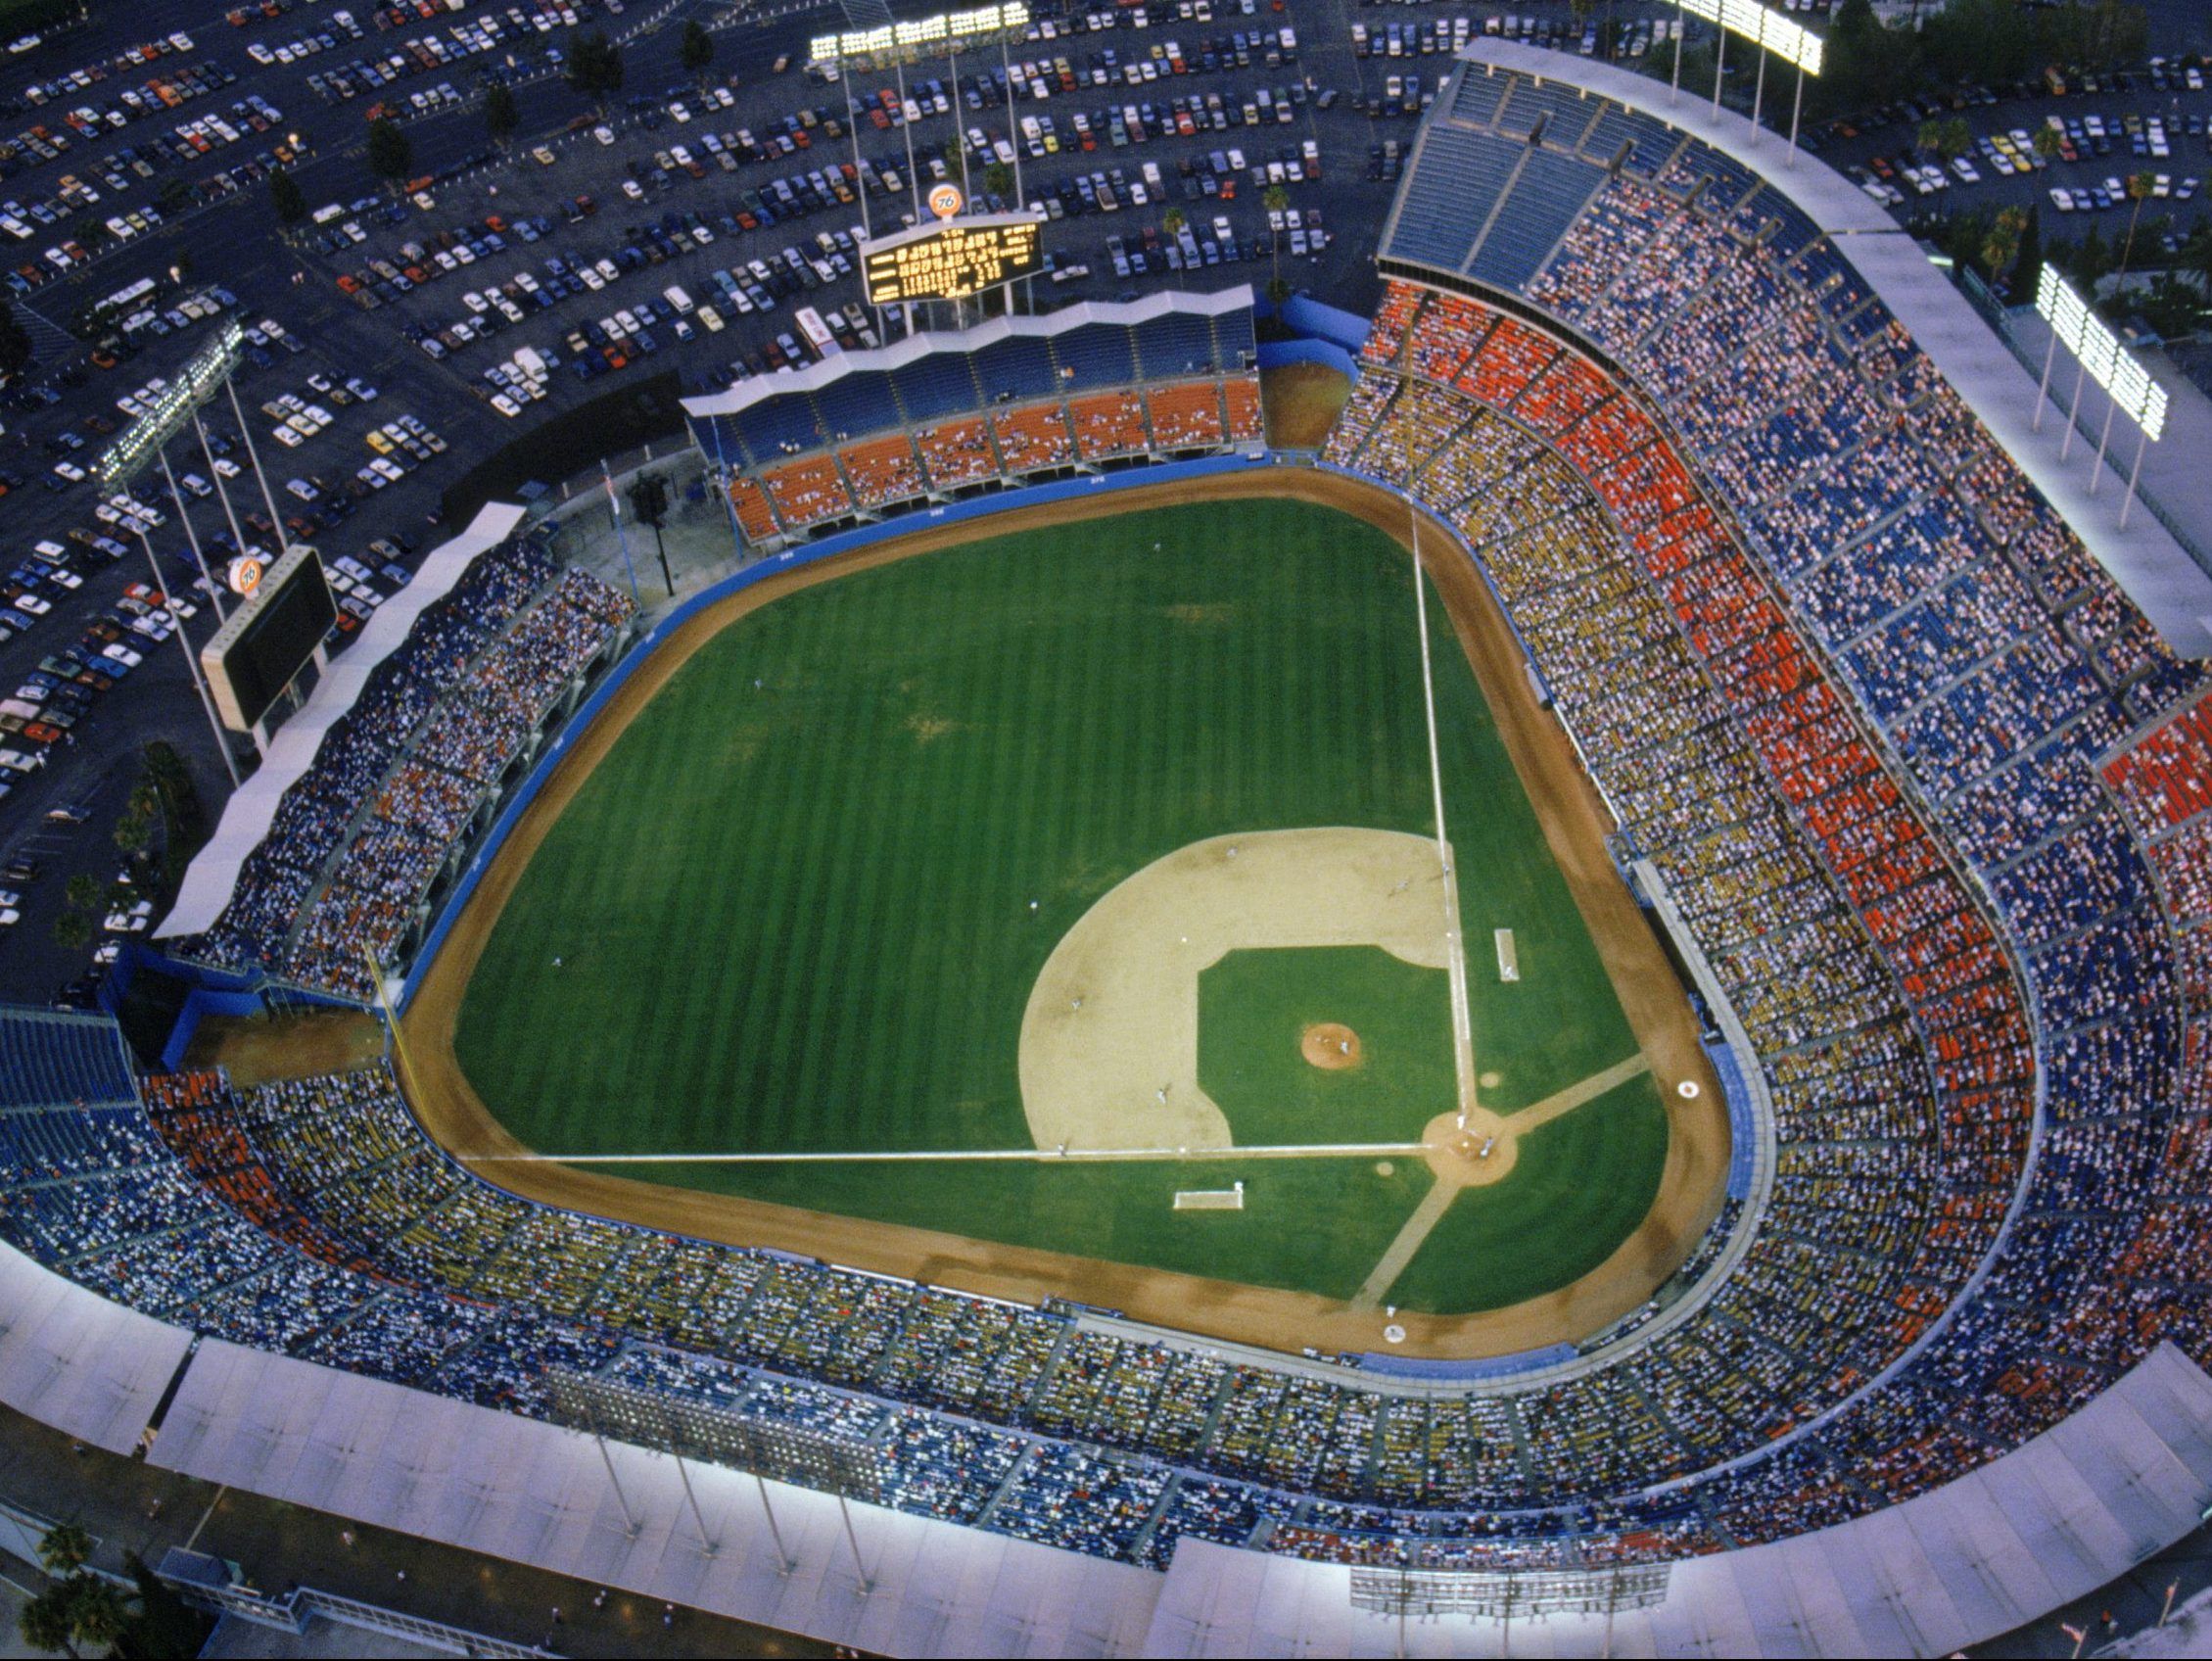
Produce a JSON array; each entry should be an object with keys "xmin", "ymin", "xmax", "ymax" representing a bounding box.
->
[{"xmin": 1302, "ymin": 1022, "xmax": 1362, "ymax": 1070}]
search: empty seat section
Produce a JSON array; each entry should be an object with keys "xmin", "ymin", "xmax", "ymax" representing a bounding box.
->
[
  {"xmin": 0, "ymin": 1010, "xmax": 137, "ymax": 1112},
  {"xmin": 971, "ymin": 334, "xmax": 1059, "ymax": 402},
  {"xmin": 1448, "ymin": 67, "xmax": 1510, "ymax": 128},
  {"xmin": 811, "ymin": 373, "xmax": 888, "ymax": 444},
  {"xmin": 1135, "ymin": 311, "xmax": 1220, "ymax": 380},
  {"xmin": 730, "ymin": 393, "xmax": 824, "ymax": 463},
  {"xmin": 1052, "ymin": 324, "xmax": 1139, "ymax": 393},
  {"xmin": 1383, "ymin": 126, "xmax": 1521, "ymax": 271},
  {"xmin": 1580, "ymin": 106, "xmax": 1681, "ymax": 178},
  {"xmin": 1470, "ymin": 149, "xmax": 1604, "ymax": 291},
  {"xmin": 890, "ymin": 355, "xmax": 983, "ymax": 424},
  {"xmin": 1496, "ymin": 80, "xmax": 1598, "ymax": 150}
]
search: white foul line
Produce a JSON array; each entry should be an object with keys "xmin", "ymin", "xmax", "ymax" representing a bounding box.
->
[
  {"xmin": 462, "ymin": 1141, "xmax": 1434, "ymax": 1165},
  {"xmin": 1411, "ymin": 507, "xmax": 1480, "ymax": 1123}
]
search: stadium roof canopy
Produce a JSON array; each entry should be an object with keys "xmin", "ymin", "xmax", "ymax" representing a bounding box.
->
[
  {"xmin": 36, "ymin": 1298, "xmax": 2201, "ymax": 1657},
  {"xmin": 158, "ymin": 502, "xmax": 528, "ymax": 945},
  {"xmin": 678, "ymin": 285, "xmax": 1257, "ymax": 423},
  {"xmin": 1387, "ymin": 39, "xmax": 2212, "ymax": 657}
]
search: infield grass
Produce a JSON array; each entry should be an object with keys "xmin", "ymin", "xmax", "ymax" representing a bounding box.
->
[{"xmin": 453, "ymin": 498, "xmax": 1666, "ymax": 1313}]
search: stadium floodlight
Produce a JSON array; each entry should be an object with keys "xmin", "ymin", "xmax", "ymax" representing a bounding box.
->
[
  {"xmin": 2033, "ymin": 265, "xmax": 2168, "ymax": 527},
  {"xmin": 90, "ymin": 317, "xmax": 252, "ymax": 788},
  {"xmin": 1669, "ymin": 0, "xmax": 1822, "ymax": 162},
  {"xmin": 809, "ymin": 3, "xmax": 1029, "ymax": 71},
  {"xmin": 92, "ymin": 319, "xmax": 243, "ymax": 492}
]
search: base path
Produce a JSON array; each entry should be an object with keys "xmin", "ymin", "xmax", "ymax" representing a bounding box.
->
[
  {"xmin": 399, "ymin": 467, "xmax": 1732, "ymax": 1362},
  {"xmin": 1018, "ymin": 828, "xmax": 1450, "ymax": 1154}
]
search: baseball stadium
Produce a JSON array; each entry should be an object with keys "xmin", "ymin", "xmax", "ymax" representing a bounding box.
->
[{"xmin": 6, "ymin": 17, "xmax": 2212, "ymax": 1661}]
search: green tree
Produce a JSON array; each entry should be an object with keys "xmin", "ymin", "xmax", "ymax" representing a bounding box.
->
[
  {"xmin": 2119, "ymin": 169, "xmax": 2158, "ymax": 277},
  {"xmin": 1262, "ymin": 182, "xmax": 1290, "ymax": 294},
  {"xmin": 113, "ymin": 807, "xmax": 151, "ymax": 856},
  {"xmin": 37, "ymin": 1526, "xmax": 92, "ymax": 1578},
  {"xmin": 565, "ymin": 30, "xmax": 625, "ymax": 106},
  {"xmin": 268, "ymin": 167, "xmax": 306, "ymax": 225},
  {"xmin": 679, "ymin": 19, "xmax": 714, "ymax": 80},
  {"xmin": 65, "ymin": 874, "xmax": 101, "ymax": 913},
  {"xmin": 1982, "ymin": 204, "xmax": 2029, "ymax": 289},
  {"xmin": 484, "ymin": 82, "xmax": 519, "ymax": 146},
  {"xmin": 1161, "ymin": 205, "xmax": 1187, "ymax": 283},
  {"xmin": 2013, "ymin": 204, "xmax": 2046, "ymax": 300},
  {"xmin": 0, "ymin": 298, "xmax": 31, "ymax": 383},
  {"xmin": 626, "ymin": 471, "xmax": 675, "ymax": 596},
  {"xmin": 2075, "ymin": 220, "xmax": 2112, "ymax": 288},
  {"xmin": 50, "ymin": 912, "xmax": 91, "ymax": 952},
  {"xmin": 18, "ymin": 1585, "xmax": 78, "ymax": 1659},
  {"xmin": 364, "ymin": 118, "xmax": 413, "ymax": 188},
  {"xmin": 2032, "ymin": 124, "xmax": 2063, "ymax": 167},
  {"xmin": 982, "ymin": 160, "xmax": 1012, "ymax": 204}
]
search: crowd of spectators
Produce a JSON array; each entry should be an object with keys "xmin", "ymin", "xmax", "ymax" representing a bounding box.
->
[
  {"xmin": 12, "ymin": 85, "xmax": 2212, "ymax": 1582},
  {"xmin": 731, "ymin": 372, "xmax": 1263, "ymax": 542},
  {"xmin": 187, "ymin": 546, "xmax": 632, "ymax": 999}
]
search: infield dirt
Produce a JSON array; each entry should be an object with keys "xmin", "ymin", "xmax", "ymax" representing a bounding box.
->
[{"xmin": 400, "ymin": 467, "xmax": 1730, "ymax": 1361}]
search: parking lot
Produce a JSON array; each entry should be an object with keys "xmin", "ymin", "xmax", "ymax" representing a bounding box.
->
[{"xmin": 0, "ymin": 0, "xmax": 2204, "ymax": 1004}]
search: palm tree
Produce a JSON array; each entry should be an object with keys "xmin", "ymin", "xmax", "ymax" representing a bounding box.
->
[
  {"xmin": 1262, "ymin": 182, "xmax": 1291, "ymax": 295},
  {"xmin": 2032, "ymin": 124, "xmax": 2063, "ymax": 166},
  {"xmin": 1161, "ymin": 206, "xmax": 1187, "ymax": 283},
  {"xmin": 37, "ymin": 1526, "xmax": 92, "ymax": 1579},
  {"xmin": 2118, "ymin": 169, "xmax": 2158, "ymax": 277}
]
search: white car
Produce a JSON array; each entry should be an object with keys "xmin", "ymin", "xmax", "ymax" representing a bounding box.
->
[
  {"xmin": 286, "ymin": 478, "xmax": 320, "ymax": 501},
  {"xmin": 490, "ymin": 393, "xmax": 522, "ymax": 417},
  {"xmin": 13, "ymin": 593, "xmax": 50, "ymax": 616},
  {"xmin": 100, "ymin": 643, "xmax": 142, "ymax": 667},
  {"xmin": 270, "ymin": 424, "xmax": 305, "ymax": 448}
]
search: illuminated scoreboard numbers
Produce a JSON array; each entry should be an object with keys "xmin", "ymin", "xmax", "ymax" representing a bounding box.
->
[{"xmin": 865, "ymin": 220, "xmax": 1042, "ymax": 304}]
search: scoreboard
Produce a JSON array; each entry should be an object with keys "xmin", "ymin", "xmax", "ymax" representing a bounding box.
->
[
  {"xmin": 202, "ymin": 544, "xmax": 336, "ymax": 734},
  {"xmin": 862, "ymin": 214, "xmax": 1043, "ymax": 305}
]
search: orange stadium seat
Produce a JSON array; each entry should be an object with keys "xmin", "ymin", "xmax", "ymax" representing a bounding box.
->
[
  {"xmin": 1144, "ymin": 380, "xmax": 1227, "ymax": 450},
  {"xmin": 915, "ymin": 415, "xmax": 1000, "ymax": 490},
  {"xmin": 763, "ymin": 455, "xmax": 854, "ymax": 528},
  {"xmin": 839, "ymin": 435, "xmax": 925, "ymax": 509},
  {"xmin": 992, "ymin": 402, "xmax": 1075, "ymax": 472},
  {"xmin": 1067, "ymin": 391, "xmax": 1149, "ymax": 460}
]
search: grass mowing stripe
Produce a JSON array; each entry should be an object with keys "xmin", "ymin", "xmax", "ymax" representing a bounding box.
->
[{"xmin": 455, "ymin": 499, "xmax": 1665, "ymax": 1313}]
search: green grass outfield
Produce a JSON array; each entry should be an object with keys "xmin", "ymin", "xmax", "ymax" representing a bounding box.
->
[{"xmin": 453, "ymin": 498, "xmax": 1667, "ymax": 1314}]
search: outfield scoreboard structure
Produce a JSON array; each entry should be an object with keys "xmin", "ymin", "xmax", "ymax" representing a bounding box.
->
[
  {"xmin": 200, "ymin": 544, "xmax": 336, "ymax": 736},
  {"xmin": 862, "ymin": 213, "xmax": 1044, "ymax": 306}
]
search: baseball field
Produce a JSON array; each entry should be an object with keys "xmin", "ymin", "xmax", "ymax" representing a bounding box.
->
[{"xmin": 408, "ymin": 472, "xmax": 1727, "ymax": 1354}]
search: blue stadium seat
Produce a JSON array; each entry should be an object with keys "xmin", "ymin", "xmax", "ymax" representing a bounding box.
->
[
  {"xmin": 1470, "ymin": 149, "xmax": 1604, "ymax": 292},
  {"xmin": 970, "ymin": 334, "xmax": 1059, "ymax": 402},
  {"xmin": 1051, "ymin": 323, "xmax": 1138, "ymax": 393},
  {"xmin": 0, "ymin": 1009, "xmax": 137, "ymax": 1111},
  {"xmin": 1134, "ymin": 311, "xmax": 1221, "ymax": 380},
  {"xmin": 1384, "ymin": 126, "xmax": 1522, "ymax": 272}
]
